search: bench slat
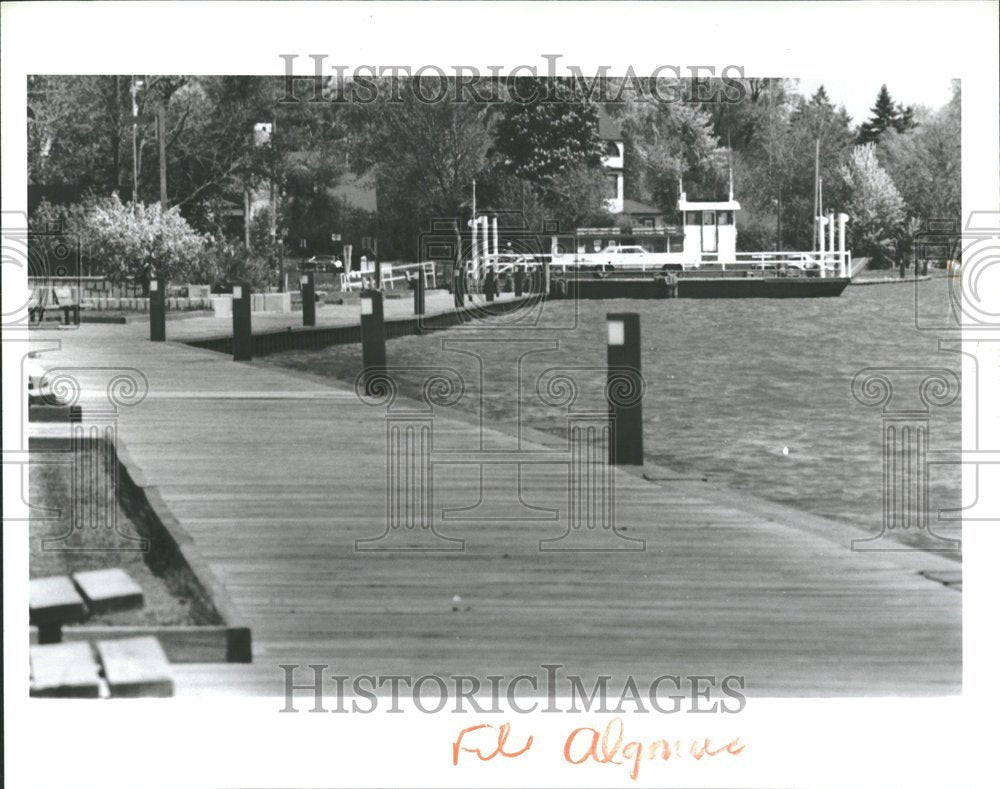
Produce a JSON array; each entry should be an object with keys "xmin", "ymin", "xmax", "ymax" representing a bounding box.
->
[
  {"xmin": 29, "ymin": 576, "xmax": 87, "ymax": 625},
  {"xmin": 30, "ymin": 642, "xmax": 102, "ymax": 698},
  {"xmin": 72, "ymin": 568, "xmax": 144, "ymax": 614},
  {"xmin": 96, "ymin": 637, "xmax": 174, "ymax": 697}
]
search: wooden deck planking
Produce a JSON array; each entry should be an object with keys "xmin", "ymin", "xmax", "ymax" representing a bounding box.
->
[{"xmin": 29, "ymin": 327, "xmax": 961, "ymax": 697}]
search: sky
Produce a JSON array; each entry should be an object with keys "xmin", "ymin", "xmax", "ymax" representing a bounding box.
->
[{"xmin": 793, "ymin": 77, "xmax": 956, "ymax": 126}]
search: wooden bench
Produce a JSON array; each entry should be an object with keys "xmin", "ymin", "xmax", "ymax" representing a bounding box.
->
[
  {"xmin": 96, "ymin": 637, "xmax": 174, "ymax": 697},
  {"xmin": 30, "ymin": 642, "xmax": 102, "ymax": 698},
  {"xmin": 72, "ymin": 568, "xmax": 144, "ymax": 614},
  {"xmin": 29, "ymin": 576, "xmax": 88, "ymax": 644},
  {"xmin": 28, "ymin": 285, "xmax": 51, "ymax": 323},
  {"xmin": 52, "ymin": 286, "xmax": 81, "ymax": 325},
  {"xmin": 30, "ymin": 637, "xmax": 176, "ymax": 698},
  {"xmin": 29, "ymin": 569, "xmax": 145, "ymax": 642}
]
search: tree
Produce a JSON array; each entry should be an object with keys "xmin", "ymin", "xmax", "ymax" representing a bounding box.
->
[
  {"xmin": 28, "ymin": 75, "xmax": 346, "ymax": 250},
  {"xmin": 726, "ymin": 83, "xmax": 854, "ymax": 250},
  {"xmin": 857, "ymin": 84, "xmax": 915, "ymax": 144},
  {"xmin": 492, "ymin": 78, "xmax": 603, "ymax": 184},
  {"xmin": 617, "ymin": 93, "xmax": 727, "ymax": 213},
  {"xmin": 31, "ymin": 194, "xmax": 206, "ymax": 289},
  {"xmin": 840, "ymin": 143, "xmax": 906, "ymax": 260},
  {"xmin": 343, "ymin": 77, "xmax": 495, "ymax": 259},
  {"xmin": 878, "ymin": 81, "xmax": 960, "ymax": 227}
]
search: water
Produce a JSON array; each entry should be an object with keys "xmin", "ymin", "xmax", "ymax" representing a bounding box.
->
[{"xmin": 261, "ymin": 278, "xmax": 962, "ymax": 549}]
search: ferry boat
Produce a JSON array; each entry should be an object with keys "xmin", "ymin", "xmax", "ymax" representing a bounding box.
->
[{"xmin": 545, "ymin": 191, "xmax": 855, "ymax": 298}]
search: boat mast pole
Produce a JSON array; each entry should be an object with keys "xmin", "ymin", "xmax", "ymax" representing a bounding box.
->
[
  {"xmin": 471, "ymin": 177, "xmax": 477, "ymax": 281},
  {"xmin": 813, "ymin": 138, "xmax": 820, "ymax": 251}
]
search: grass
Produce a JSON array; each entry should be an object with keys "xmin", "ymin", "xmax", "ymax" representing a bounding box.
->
[{"xmin": 29, "ymin": 448, "xmax": 199, "ymax": 626}]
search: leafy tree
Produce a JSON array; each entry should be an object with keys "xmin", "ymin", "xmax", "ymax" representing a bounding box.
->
[
  {"xmin": 840, "ymin": 143, "xmax": 906, "ymax": 260},
  {"xmin": 617, "ymin": 93, "xmax": 727, "ymax": 213},
  {"xmin": 492, "ymin": 78, "xmax": 603, "ymax": 184},
  {"xmin": 343, "ymin": 77, "xmax": 494, "ymax": 259},
  {"xmin": 878, "ymin": 80, "xmax": 960, "ymax": 226},
  {"xmin": 727, "ymin": 84, "xmax": 854, "ymax": 250}
]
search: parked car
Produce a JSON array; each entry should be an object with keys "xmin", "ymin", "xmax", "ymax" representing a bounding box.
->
[{"xmin": 304, "ymin": 255, "xmax": 343, "ymax": 273}]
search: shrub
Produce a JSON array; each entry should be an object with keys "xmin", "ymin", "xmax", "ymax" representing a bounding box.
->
[{"xmin": 30, "ymin": 194, "xmax": 205, "ymax": 292}]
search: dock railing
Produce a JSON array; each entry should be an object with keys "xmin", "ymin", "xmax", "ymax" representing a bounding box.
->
[
  {"xmin": 549, "ymin": 249, "xmax": 852, "ymax": 277},
  {"xmin": 340, "ymin": 261, "xmax": 436, "ymax": 293}
]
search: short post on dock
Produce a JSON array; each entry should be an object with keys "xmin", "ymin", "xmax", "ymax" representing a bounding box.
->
[
  {"xmin": 606, "ymin": 312, "xmax": 644, "ymax": 466},
  {"xmin": 413, "ymin": 266, "xmax": 426, "ymax": 315},
  {"xmin": 232, "ymin": 283, "xmax": 252, "ymax": 362},
  {"xmin": 301, "ymin": 272, "xmax": 316, "ymax": 326},
  {"xmin": 361, "ymin": 289, "xmax": 387, "ymax": 395},
  {"xmin": 149, "ymin": 278, "xmax": 166, "ymax": 342}
]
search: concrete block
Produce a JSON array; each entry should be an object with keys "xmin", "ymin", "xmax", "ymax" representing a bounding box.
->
[
  {"xmin": 212, "ymin": 295, "xmax": 232, "ymax": 318},
  {"xmin": 187, "ymin": 284, "xmax": 212, "ymax": 299},
  {"xmin": 71, "ymin": 568, "xmax": 144, "ymax": 614},
  {"xmin": 97, "ymin": 636, "xmax": 174, "ymax": 697},
  {"xmin": 30, "ymin": 576, "xmax": 87, "ymax": 625},
  {"xmin": 263, "ymin": 292, "xmax": 292, "ymax": 313},
  {"xmin": 30, "ymin": 642, "xmax": 102, "ymax": 698}
]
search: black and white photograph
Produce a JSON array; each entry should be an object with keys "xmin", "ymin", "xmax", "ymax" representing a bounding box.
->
[{"xmin": 3, "ymin": 2, "xmax": 998, "ymax": 787}]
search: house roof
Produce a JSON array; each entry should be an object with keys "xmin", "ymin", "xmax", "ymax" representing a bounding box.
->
[
  {"xmin": 678, "ymin": 198, "xmax": 741, "ymax": 211},
  {"xmin": 597, "ymin": 108, "xmax": 623, "ymax": 141},
  {"xmin": 622, "ymin": 198, "xmax": 662, "ymax": 216}
]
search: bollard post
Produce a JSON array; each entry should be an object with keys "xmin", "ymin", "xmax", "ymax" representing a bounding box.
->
[
  {"xmin": 149, "ymin": 277, "xmax": 166, "ymax": 342},
  {"xmin": 414, "ymin": 266, "xmax": 426, "ymax": 315},
  {"xmin": 542, "ymin": 256, "xmax": 551, "ymax": 296},
  {"xmin": 452, "ymin": 264, "xmax": 465, "ymax": 308},
  {"xmin": 360, "ymin": 289, "xmax": 387, "ymax": 395},
  {"xmin": 232, "ymin": 282, "xmax": 252, "ymax": 361},
  {"xmin": 484, "ymin": 267, "xmax": 496, "ymax": 302},
  {"xmin": 301, "ymin": 272, "xmax": 316, "ymax": 326},
  {"xmin": 514, "ymin": 265, "xmax": 524, "ymax": 297},
  {"xmin": 606, "ymin": 312, "xmax": 644, "ymax": 465}
]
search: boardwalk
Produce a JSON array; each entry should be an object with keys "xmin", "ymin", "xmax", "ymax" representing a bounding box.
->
[{"xmin": 28, "ymin": 312, "xmax": 961, "ymax": 698}]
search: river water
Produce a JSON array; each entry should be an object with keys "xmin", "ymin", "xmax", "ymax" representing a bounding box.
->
[{"xmin": 262, "ymin": 277, "xmax": 963, "ymax": 551}]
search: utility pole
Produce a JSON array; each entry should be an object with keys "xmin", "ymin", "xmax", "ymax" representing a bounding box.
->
[
  {"xmin": 130, "ymin": 76, "xmax": 140, "ymax": 204},
  {"xmin": 157, "ymin": 99, "xmax": 167, "ymax": 207},
  {"xmin": 269, "ymin": 114, "xmax": 284, "ymax": 293}
]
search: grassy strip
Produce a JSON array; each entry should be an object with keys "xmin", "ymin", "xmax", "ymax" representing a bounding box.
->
[{"xmin": 29, "ymin": 449, "xmax": 199, "ymax": 626}]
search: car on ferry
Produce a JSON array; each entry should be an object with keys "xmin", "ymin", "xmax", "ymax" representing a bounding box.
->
[{"xmin": 594, "ymin": 244, "xmax": 700, "ymax": 273}]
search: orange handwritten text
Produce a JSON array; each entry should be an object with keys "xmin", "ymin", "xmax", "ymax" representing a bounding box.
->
[
  {"xmin": 563, "ymin": 717, "xmax": 745, "ymax": 780},
  {"xmin": 452, "ymin": 722, "xmax": 533, "ymax": 766}
]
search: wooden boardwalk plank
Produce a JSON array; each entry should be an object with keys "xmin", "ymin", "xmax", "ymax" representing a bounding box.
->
[{"xmin": 29, "ymin": 327, "xmax": 962, "ymax": 697}]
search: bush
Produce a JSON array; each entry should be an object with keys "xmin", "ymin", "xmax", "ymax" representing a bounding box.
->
[
  {"xmin": 31, "ymin": 194, "xmax": 205, "ymax": 292},
  {"xmin": 192, "ymin": 234, "xmax": 274, "ymax": 292}
]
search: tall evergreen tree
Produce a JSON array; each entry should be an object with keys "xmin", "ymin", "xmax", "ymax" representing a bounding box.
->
[{"xmin": 857, "ymin": 84, "xmax": 902, "ymax": 143}]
